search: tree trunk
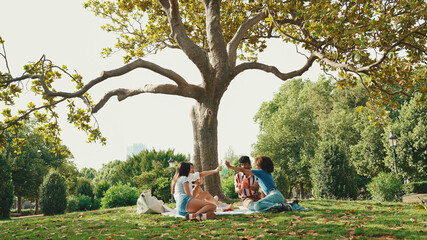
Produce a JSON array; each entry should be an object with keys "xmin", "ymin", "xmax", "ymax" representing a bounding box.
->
[
  {"xmin": 35, "ymin": 199, "xmax": 39, "ymax": 215},
  {"xmin": 299, "ymin": 181, "xmax": 305, "ymax": 199},
  {"xmin": 191, "ymin": 101, "xmax": 226, "ymax": 200},
  {"xmin": 17, "ymin": 196, "xmax": 22, "ymax": 214}
]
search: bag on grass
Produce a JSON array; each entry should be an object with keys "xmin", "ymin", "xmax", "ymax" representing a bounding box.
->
[{"xmin": 137, "ymin": 190, "xmax": 165, "ymax": 214}]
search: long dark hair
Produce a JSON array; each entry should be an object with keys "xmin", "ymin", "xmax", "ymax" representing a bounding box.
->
[{"xmin": 171, "ymin": 162, "xmax": 191, "ymax": 194}]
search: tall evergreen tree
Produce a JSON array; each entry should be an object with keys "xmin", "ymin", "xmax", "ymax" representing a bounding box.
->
[
  {"xmin": 311, "ymin": 139, "xmax": 357, "ymax": 200},
  {"xmin": 39, "ymin": 172, "xmax": 67, "ymax": 216}
]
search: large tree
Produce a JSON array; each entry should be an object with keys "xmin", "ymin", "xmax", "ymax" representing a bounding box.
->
[
  {"xmin": 253, "ymin": 78, "xmax": 318, "ymax": 198},
  {"xmin": 388, "ymin": 93, "xmax": 426, "ymax": 180},
  {"xmin": 6, "ymin": 123, "xmax": 70, "ymax": 214},
  {"xmin": 1, "ymin": 0, "xmax": 425, "ymax": 197}
]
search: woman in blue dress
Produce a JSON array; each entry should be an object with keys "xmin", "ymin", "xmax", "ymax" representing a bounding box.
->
[
  {"xmin": 171, "ymin": 162, "xmax": 217, "ymax": 220},
  {"xmin": 226, "ymin": 155, "xmax": 289, "ymax": 212}
]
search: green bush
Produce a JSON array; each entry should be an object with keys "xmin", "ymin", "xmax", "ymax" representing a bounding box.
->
[
  {"xmin": 0, "ymin": 154, "xmax": 13, "ymax": 219},
  {"xmin": 66, "ymin": 197, "xmax": 79, "ymax": 213},
  {"xmin": 10, "ymin": 209, "xmax": 35, "ymax": 217},
  {"xmin": 94, "ymin": 180, "xmax": 110, "ymax": 199},
  {"xmin": 92, "ymin": 198, "xmax": 101, "ymax": 210},
  {"xmin": 101, "ymin": 184, "xmax": 139, "ymax": 209},
  {"xmin": 76, "ymin": 194, "xmax": 92, "ymax": 211},
  {"xmin": 367, "ymin": 172, "xmax": 403, "ymax": 202},
  {"xmin": 273, "ymin": 168, "xmax": 290, "ymax": 199},
  {"xmin": 39, "ymin": 171, "xmax": 67, "ymax": 215},
  {"xmin": 133, "ymin": 161, "xmax": 172, "ymax": 202},
  {"xmin": 311, "ymin": 140, "xmax": 358, "ymax": 200},
  {"xmin": 221, "ymin": 175, "xmax": 238, "ymax": 199},
  {"xmin": 67, "ymin": 195, "xmax": 101, "ymax": 212},
  {"xmin": 76, "ymin": 178, "xmax": 94, "ymax": 199},
  {"xmin": 403, "ymin": 181, "xmax": 427, "ymax": 194}
]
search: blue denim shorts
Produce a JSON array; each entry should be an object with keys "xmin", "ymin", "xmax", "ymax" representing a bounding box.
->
[{"xmin": 175, "ymin": 194, "xmax": 191, "ymax": 216}]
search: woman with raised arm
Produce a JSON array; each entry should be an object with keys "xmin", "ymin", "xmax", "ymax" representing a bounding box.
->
[{"xmin": 171, "ymin": 162, "xmax": 217, "ymax": 220}]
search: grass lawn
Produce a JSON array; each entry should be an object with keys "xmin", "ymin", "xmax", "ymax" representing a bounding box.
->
[{"xmin": 1, "ymin": 199, "xmax": 426, "ymax": 239}]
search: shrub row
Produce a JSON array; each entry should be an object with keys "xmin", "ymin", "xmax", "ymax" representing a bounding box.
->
[{"xmin": 404, "ymin": 181, "xmax": 427, "ymax": 194}]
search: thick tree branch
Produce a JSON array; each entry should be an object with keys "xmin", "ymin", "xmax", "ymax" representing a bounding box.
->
[
  {"xmin": 227, "ymin": 11, "xmax": 268, "ymax": 68},
  {"xmin": 234, "ymin": 53, "xmax": 318, "ymax": 80},
  {"xmin": 93, "ymin": 83, "xmax": 202, "ymax": 113},
  {"xmin": 159, "ymin": 0, "xmax": 212, "ymax": 80},
  {"xmin": 36, "ymin": 58, "xmax": 191, "ymax": 99},
  {"xmin": 203, "ymin": 0, "xmax": 228, "ymax": 72}
]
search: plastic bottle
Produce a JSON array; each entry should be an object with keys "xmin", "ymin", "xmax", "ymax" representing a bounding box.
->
[{"xmin": 241, "ymin": 178, "xmax": 247, "ymax": 189}]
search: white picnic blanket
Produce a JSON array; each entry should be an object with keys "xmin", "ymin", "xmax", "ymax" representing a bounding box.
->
[{"xmin": 161, "ymin": 205, "xmax": 256, "ymax": 218}]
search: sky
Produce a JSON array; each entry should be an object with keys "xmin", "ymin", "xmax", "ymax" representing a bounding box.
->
[{"xmin": 0, "ymin": 0, "xmax": 322, "ymax": 170}]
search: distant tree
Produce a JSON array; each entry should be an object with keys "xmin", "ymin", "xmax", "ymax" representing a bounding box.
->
[
  {"xmin": 388, "ymin": 93, "xmax": 427, "ymax": 180},
  {"xmin": 350, "ymin": 116, "xmax": 387, "ymax": 178},
  {"xmin": 94, "ymin": 180, "xmax": 110, "ymax": 199},
  {"xmin": 39, "ymin": 172, "xmax": 67, "ymax": 216},
  {"xmin": 1, "ymin": 0, "xmax": 424, "ymax": 197},
  {"xmin": 57, "ymin": 160, "xmax": 80, "ymax": 195},
  {"xmin": 133, "ymin": 161, "xmax": 171, "ymax": 202},
  {"xmin": 6, "ymin": 122, "xmax": 70, "ymax": 214},
  {"xmin": 79, "ymin": 168, "xmax": 97, "ymax": 180},
  {"xmin": 115, "ymin": 148, "xmax": 189, "ymax": 186},
  {"xmin": 253, "ymin": 78, "xmax": 318, "ymax": 198},
  {"xmin": 93, "ymin": 160, "xmax": 122, "ymax": 186},
  {"xmin": 76, "ymin": 178, "xmax": 95, "ymax": 200},
  {"xmin": 311, "ymin": 140, "xmax": 357, "ymax": 200},
  {"xmin": 0, "ymin": 152, "xmax": 13, "ymax": 219}
]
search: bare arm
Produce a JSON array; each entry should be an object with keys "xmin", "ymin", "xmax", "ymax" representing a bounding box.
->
[
  {"xmin": 250, "ymin": 182, "xmax": 260, "ymax": 191},
  {"xmin": 199, "ymin": 166, "xmax": 222, "ymax": 178},
  {"xmin": 225, "ymin": 161, "xmax": 253, "ymax": 176},
  {"xmin": 183, "ymin": 182, "xmax": 192, "ymax": 197}
]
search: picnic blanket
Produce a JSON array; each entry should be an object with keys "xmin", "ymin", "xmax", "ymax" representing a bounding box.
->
[
  {"xmin": 161, "ymin": 202, "xmax": 307, "ymax": 218},
  {"xmin": 161, "ymin": 205, "xmax": 256, "ymax": 218}
]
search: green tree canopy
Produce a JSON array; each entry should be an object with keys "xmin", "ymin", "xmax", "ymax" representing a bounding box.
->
[
  {"xmin": 388, "ymin": 93, "xmax": 427, "ymax": 180},
  {"xmin": 253, "ymin": 78, "xmax": 318, "ymax": 197},
  {"xmin": 79, "ymin": 168, "xmax": 97, "ymax": 180}
]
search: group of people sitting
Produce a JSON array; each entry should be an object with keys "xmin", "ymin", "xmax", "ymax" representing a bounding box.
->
[{"xmin": 171, "ymin": 155, "xmax": 292, "ymax": 221}]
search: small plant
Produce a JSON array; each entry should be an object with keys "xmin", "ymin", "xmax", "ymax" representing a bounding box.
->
[
  {"xmin": 76, "ymin": 194, "xmax": 92, "ymax": 211},
  {"xmin": 39, "ymin": 171, "xmax": 67, "ymax": 215},
  {"xmin": 368, "ymin": 172, "xmax": 403, "ymax": 202},
  {"xmin": 66, "ymin": 197, "xmax": 79, "ymax": 213},
  {"xmin": 101, "ymin": 184, "xmax": 139, "ymax": 209}
]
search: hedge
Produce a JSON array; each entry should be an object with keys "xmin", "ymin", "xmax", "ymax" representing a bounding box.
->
[{"xmin": 404, "ymin": 181, "xmax": 427, "ymax": 194}]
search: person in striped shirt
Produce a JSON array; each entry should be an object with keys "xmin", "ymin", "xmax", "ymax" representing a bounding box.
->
[{"xmin": 234, "ymin": 156, "xmax": 260, "ymax": 208}]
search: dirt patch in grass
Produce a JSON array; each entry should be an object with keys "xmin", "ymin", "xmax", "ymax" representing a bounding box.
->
[{"xmin": 403, "ymin": 193, "xmax": 427, "ymax": 204}]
